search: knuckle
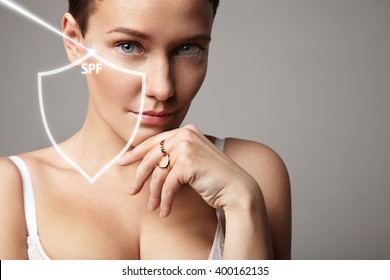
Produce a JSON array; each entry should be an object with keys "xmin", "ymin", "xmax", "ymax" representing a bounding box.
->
[
  {"xmin": 150, "ymin": 190, "xmax": 161, "ymax": 199},
  {"xmin": 183, "ymin": 124, "xmax": 197, "ymax": 132},
  {"xmin": 176, "ymin": 140, "xmax": 197, "ymax": 167},
  {"xmin": 180, "ymin": 126, "xmax": 197, "ymax": 139},
  {"xmin": 142, "ymin": 135, "xmax": 156, "ymax": 148},
  {"xmin": 143, "ymin": 150, "xmax": 155, "ymax": 162},
  {"xmin": 162, "ymin": 189, "xmax": 175, "ymax": 204},
  {"xmin": 151, "ymin": 169, "xmax": 160, "ymax": 181},
  {"xmin": 177, "ymin": 152, "xmax": 194, "ymax": 168},
  {"xmin": 178, "ymin": 139, "xmax": 192, "ymax": 150}
]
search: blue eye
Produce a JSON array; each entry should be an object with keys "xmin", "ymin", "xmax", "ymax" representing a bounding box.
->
[
  {"xmin": 177, "ymin": 44, "xmax": 201, "ymax": 56},
  {"xmin": 117, "ymin": 42, "xmax": 142, "ymax": 54}
]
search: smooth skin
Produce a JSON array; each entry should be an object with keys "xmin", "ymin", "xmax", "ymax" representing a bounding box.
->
[
  {"xmin": 118, "ymin": 125, "xmax": 291, "ymax": 259},
  {"xmin": 0, "ymin": 0, "xmax": 291, "ymax": 259}
]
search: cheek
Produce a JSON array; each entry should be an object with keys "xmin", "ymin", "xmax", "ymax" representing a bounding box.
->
[
  {"xmin": 175, "ymin": 63, "xmax": 208, "ymax": 103},
  {"xmin": 86, "ymin": 67, "xmax": 142, "ymax": 106}
]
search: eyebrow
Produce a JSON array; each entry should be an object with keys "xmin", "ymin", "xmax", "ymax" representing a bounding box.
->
[
  {"xmin": 107, "ymin": 27, "xmax": 211, "ymax": 42},
  {"xmin": 107, "ymin": 27, "xmax": 151, "ymax": 40}
]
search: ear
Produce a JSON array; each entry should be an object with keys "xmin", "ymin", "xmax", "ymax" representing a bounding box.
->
[{"xmin": 62, "ymin": 12, "xmax": 85, "ymax": 63}]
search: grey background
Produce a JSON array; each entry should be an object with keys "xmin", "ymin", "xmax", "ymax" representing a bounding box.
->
[{"xmin": 1, "ymin": 0, "xmax": 389, "ymax": 259}]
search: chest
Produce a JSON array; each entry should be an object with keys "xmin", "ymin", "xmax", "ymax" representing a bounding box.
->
[{"xmin": 31, "ymin": 172, "xmax": 217, "ymax": 259}]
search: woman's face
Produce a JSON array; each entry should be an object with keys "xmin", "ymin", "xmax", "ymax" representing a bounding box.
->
[{"xmin": 79, "ymin": 0, "xmax": 214, "ymax": 145}]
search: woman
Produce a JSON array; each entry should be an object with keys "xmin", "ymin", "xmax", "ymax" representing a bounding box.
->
[{"xmin": 0, "ymin": 0, "xmax": 291, "ymax": 259}]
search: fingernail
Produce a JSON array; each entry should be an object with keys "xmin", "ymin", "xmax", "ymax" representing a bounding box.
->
[
  {"xmin": 116, "ymin": 155, "xmax": 126, "ymax": 165},
  {"xmin": 128, "ymin": 185, "xmax": 137, "ymax": 195},
  {"xmin": 160, "ymin": 208, "xmax": 169, "ymax": 218}
]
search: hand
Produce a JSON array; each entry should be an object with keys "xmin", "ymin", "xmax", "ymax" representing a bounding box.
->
[{"xmin": 117, "ymin": 125, "xmax": 258, "ymax": 218}]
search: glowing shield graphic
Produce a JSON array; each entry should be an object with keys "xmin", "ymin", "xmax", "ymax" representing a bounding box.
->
[{"xmin": 38, "ymin": 52, "xmax": 146, "ymax": 184}]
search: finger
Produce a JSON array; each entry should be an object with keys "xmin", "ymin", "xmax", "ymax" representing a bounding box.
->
[
  {"xmin": 148, "ymin": 167, "xmax": 168, "ymax": 211},
  {"xmin": 129, "ymin": 148, "xmax": 161, "ymax": 194},
  {"xmin": 159, "ymin": 167, "xmax": 183, "ymax": 218},
  {"xmin": 117, "ymin": 124, "xmax": 203, "ymax": 166},
  {"xmin": 117, "ymin": 129, "xmax": 180, "ymax": 166},
  {"xmin": 117, "ymin": 139, "xmax": 155, "ymax": 166}
]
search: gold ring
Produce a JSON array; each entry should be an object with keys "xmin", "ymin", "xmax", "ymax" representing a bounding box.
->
[
  {"xmin": 157, "ymin": 153, "xmax": 171, "ymax": 169},
  {"xmin": 160, "ymin": 140, "xmax": 167, "ymax": 155},
  {"xmin": 157, "ymin": 140, "xmax": 171, "ymax": 169}
]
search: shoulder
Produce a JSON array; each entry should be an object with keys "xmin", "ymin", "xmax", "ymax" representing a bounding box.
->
[
  {"xmin": 223, "ymin": 138, "xmax": 290, "ymax": 186},
  {"xmin": 222, "ymin": 137, "xmax": 290, "ymax": 212},
  {"xmin": 0, "ymin": 157, "xmax": 28, "ymax": 259},
  {"xmin": 223, "ymin": 137, "xmax": 292, "ymax": 259},
  {"xmin": 15, "ymin": 147, "xmax": 62, "ymax": 177},
  {"xmin": 0, "ymin": 156, "xmax": 23, "ymax": 183},
  {"xmin": 0, "ymin": 157, "xmax": 25, "ymax": 216}
]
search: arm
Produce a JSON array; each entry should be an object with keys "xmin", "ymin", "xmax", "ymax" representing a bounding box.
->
[
  {"xmin": 222, "ymin": 176, "xmax": 274, "ymax": 259},
  {"xmin": 223, "ymin": 138, "xmax": 291, "ymax": 259},
  {"xmin": 0, "ymin": 157, "xmax": 28, "ymax": 259}
]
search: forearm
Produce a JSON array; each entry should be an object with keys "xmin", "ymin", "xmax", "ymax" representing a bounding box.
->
[{"xmin": 222, "ymin": 183, "xmax": 273, "ymax": 260}]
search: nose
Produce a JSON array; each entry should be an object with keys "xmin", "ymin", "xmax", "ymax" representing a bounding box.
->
[{"xmin": 145, "ymin": 55, "xmax": 175, "ymax": 101}]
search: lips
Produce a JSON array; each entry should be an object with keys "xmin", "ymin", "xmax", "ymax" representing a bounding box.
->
[
  {"xmin": 129, "ymin": 110, "xmax": 173, "ymax": 125},
  {"xmin": 143, "ymin": 110, "xmax": 172, "ymax": 117}
]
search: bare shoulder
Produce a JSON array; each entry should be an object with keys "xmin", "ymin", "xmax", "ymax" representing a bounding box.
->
[
  {"xmin": 17, "ymin": 147, "xmax": 61, "ymax": 174},
  {"xmin": 0, "ymin": 157, "xmax": 28, "ymax": 259},
  {"xmin": 0, "ymin": 157, "xmax": 25, "ymax": 209},
  {"xmin": 0, "ymin": 157, "xmax": 24, "ymax": 192},
  {"xmin": 223, "ymin": 138, "xmax": 292, "ymax": 259},
  {"xmin": 223, "ymin": 138, "xmax": 290, "ymax": 187}
]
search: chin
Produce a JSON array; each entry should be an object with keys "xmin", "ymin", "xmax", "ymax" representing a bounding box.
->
[
  {"xmin": 137, "ymin": 122, "xmax": 183, "ymax": 144},
  {"xmin": 129, "ymin": 126, "xmax": 167, "ymax": 147}
]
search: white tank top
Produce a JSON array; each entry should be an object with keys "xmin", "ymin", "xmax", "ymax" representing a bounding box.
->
[{"xmin": 9, "ymin": 138, "xmax": 226, "ymax": 260}]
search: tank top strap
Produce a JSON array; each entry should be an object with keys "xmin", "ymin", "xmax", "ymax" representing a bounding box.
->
[
  {"xmin": 8, "ymin": 156, "xmax": 39, "ymax": 238},
  {"xmin": 208, "ymin": 137, "xmax": 227, "ymax": 260},
  {"xmin": 214, "ymin": 137, "xmax": 226, "ymax": 152}
]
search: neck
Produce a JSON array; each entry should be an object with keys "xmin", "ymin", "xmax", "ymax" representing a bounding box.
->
[{"xmin": 59, "ymin": 105, "xmax": 133, "ymax": 176}]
